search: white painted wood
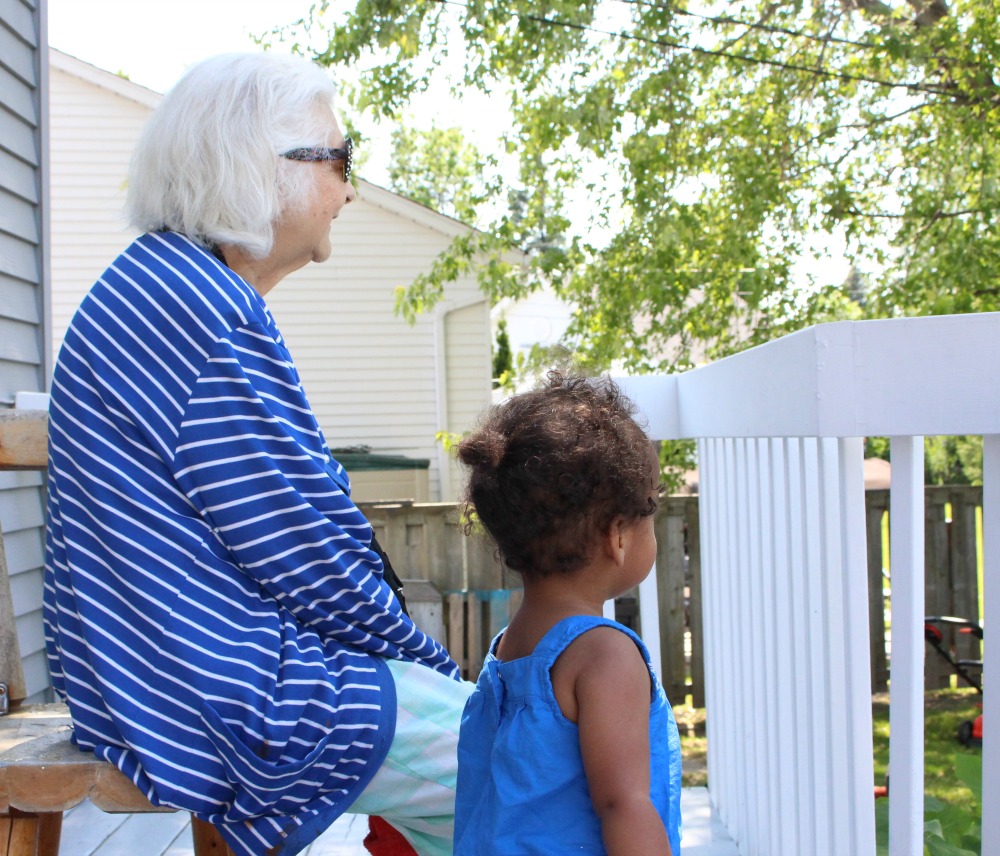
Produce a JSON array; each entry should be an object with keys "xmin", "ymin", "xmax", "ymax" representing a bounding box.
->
[
  {"xmin": 612, "ymin": 373, "xmax": 679, "ymax": 440},
  {"xmin": 887, "ymin": 436, "xmax": 925, "ymax": 856},
  {"xmin": 784, "ymin": 438, "xmax": 813, "ymax": 853},
  {"xmin": 697, "ymin": 438, "xmax": 721, "ymax": 803},
  {"xmin": 72, "ymin": 787, "xmax": 740, "ymax": 856},
  {"xmin": 746, "ymin": 439, "xmax": 770, "ymax": 855},
  {"xmin": 768, "ymin": 438, "xmax": 799, "ymax": 856},
  {"xmin": 698, "ymin": 440, "xmax": 721, "ymax": 820},
  {"xmin": 637, "ymin": 565, "xmax": 662, "ymax": 679},
  {"xmin": 625, "ymin": 315, "xmax": 995, "ymax": 856},
  {"xmin": 673, "ymin": 313, "xmax": 1000, "ymax": 439},
  {"xmin": 838, "ymin": 436, "xmax": 878, "ymax": 856},
  {"xmin": 982, "ymin": 434, "xmax": 999, "ymax": 850},
  {"xmin": 715, "ymin": 440, "xmax": 746, "ymax": 840},
  {"xmin": 818, "ymin": 438, "xmax": 852, "ymax": 855},
  {"xmin": 801, "ymin": 437, "xmax": 835, "ymax": 854},
  {"xmin": 755, "ymin": 439, "xmax": 779, "ymax": 856},
  {"xmin": 693, "ymin": 433, "xmax": 882, "ymax": 855}
]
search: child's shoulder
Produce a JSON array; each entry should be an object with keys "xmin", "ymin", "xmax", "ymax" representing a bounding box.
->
[
  {"xmin": 563, "ymin": 622, "xmax": 647, "ymax": 670},
  {"xmin": 551, "ymin": 621, "xmax": 652, "ymax": 717}
]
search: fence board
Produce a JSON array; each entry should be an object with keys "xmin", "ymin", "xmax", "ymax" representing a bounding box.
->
[
  {"xmin": 865, "ymin": 493, "xmax": 890, "ymax": 693},
  {"xmin": 949, "ymin": 488, "xmax": 981, "ymax": 666},
  {"xmin": 925, "ymin": 491, "xmax": 952, "ymax": 688},
  {"xmin": 654, "ymin": 499, "xmax": 688, "ymax": 704}
]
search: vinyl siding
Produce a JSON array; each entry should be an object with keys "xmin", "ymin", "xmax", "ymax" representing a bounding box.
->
[
  {"xmin": 48, "ymin": 53, "xmax": 152, "ymax": 359},
  {"xmin": 1, "ymin": 0, "xmax": 49, "ymax": 702},
  {"xmin": 48, "ymin": 48, "xmax": 494, "ymax": 505},
  {"xmin": 443, "ymin": 301, "xmax": 491, "ymax": 498},
  {"xmin": 270, "ymin": 196, "xmax": 491, "ymax": 500}
]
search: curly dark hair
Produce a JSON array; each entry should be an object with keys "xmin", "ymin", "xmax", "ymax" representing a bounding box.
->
[{"xmin": 456, "ymin": 372, "xmax": 661, "ymax": 577}]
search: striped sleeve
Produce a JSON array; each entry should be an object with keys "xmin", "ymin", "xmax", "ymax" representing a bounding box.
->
[{"xmin": 173, "ymin": 324, "xmax": 458, "ymax": 676}]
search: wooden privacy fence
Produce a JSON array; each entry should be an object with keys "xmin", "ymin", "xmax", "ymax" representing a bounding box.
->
[
  {"xmin": 362, "ymin": 485, "xmax": 984, "ymax": 699},
  {"xmin": 358, "ymin": 497, "xmax": 706, "ymax": 693}
]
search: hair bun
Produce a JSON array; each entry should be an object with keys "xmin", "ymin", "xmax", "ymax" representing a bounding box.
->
[{"xmin": 456, "ymin": 429, "xmax": 504, "ymax": 471}]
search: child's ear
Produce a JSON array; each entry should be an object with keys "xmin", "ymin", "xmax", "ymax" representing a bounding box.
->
[{"xmin": 602, "ymin": 517, "xmax": 627, "ymax": 565}]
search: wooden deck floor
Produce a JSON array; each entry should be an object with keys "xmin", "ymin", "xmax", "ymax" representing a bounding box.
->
[{"xmin": 59, "ymin": 787, "xmax": 737, "ymax": 855}]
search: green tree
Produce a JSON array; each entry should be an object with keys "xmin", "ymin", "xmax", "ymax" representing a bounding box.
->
[
  {"xmin": 387, "ymin": 123, "xmax": 488, "ymax": 224},
  {"xmin": 291, "ymin": 0, "xmax": 999, "ymax": 371},
  {"xmin": 492, "ymin": 317, "xmax": 513, "ymax": 388},
  {"xmin": 865, "ymin": 434, "xmax": 983, "ymax": 484}
]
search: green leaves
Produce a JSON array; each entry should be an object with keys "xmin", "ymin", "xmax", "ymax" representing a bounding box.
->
[
  {"xmin": 296, "ymin": 0, "xmax": 1000, "ymax": 373},
  {"xmin": 387, "ymin": 124, "xmax": 487, "ymax": 223}
]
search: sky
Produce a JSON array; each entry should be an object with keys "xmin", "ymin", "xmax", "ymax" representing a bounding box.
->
[
  {"xmin": 46, "ymin": 0, "xmax": 520, "ymax": 189},
  {"xmin": 45, "ymin": 0, "xmax": 557, "ymax": 348},
  {"xmin": 44, "ymin": 0, "xmax": 487, "ymax": 188},
  {"xmin": 47, "ymin": 0, "xmax": 317, "ymax": 94}
]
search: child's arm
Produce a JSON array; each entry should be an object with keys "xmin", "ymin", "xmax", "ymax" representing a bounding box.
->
[{"xmin": 572, "ymin": 627, "xmax": 672, "ymax": 855}]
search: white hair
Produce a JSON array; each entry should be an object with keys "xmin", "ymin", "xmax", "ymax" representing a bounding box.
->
[{"xmin": 126, "ymin": 52, "xmax": 337, "ymax": 258}]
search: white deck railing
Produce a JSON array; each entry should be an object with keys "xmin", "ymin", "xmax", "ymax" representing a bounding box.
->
[{"xmin": 618, "ymin": 312, "xmax": 998, "ymax": 856}]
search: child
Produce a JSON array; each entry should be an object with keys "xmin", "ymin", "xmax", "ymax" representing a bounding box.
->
[{"xmin": 453, "ymin": 372, "xmax": 682, "ymax": 855}]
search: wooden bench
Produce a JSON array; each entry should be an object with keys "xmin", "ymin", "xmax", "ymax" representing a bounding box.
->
[{"xmin": 0, "ymin": 410, "xmax": 230, "ymax": 855}]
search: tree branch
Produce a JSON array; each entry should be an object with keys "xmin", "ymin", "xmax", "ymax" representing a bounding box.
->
[
  {"xmin": 840, "ymin": 0, "xmax": 895, "ymax": 19},
  {"xmin": 906, "ymin": 0, "xmax": 949, "ymax": 27},
  {"xmin": 842, "ymin": 0, "xmax": 948, "ymax": 27}
]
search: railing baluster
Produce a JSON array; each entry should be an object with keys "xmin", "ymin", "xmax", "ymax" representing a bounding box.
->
[
  {"xmin": 800, "ymin": 437, "xmax": 831, "ymax": 853},
  {"xmin": 770, "ymin": 438, "xmax": 799, "ymax": 855},
  {"xmin": 982, "ymin": 434, "xmax": 998, "ymax": 849},
  {"xmin": 819, "ymin": 437, "xmax": 850, "ymax": 855},
  {"xmin": 719, "ymin": 437, "xmax": 741, "ymax": 837},
  {"xmin": 755, "ymin": 438, "xmax": 778, "ymax": 856},
  {"xmin": 698, "ymin": 438, "xmax": 722, "ymax": 806},
  {"xmin": 786, "ymin": 438, "xmax": 814, "ymax": 852},
  {"xmin": 839, "ymin": 437, "xmax": 878, "ymax": 855},
  {"xmin": 887, "ymin": 435, "xmax": 925, "ymax": 856}
]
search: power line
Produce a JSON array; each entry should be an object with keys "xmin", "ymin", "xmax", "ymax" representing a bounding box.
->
[
  {"xmin": 427, "ymin": 0, "xmax": 961, "ymax": 99},
  {"xmin": 618, "ymin": 0, "xmax": 882, "ymax": 52}
]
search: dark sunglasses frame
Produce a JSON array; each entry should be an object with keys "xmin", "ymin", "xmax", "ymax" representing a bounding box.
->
[{"xmin": 281, "ymin": 136, "xmax": 353, "ymax": 182}]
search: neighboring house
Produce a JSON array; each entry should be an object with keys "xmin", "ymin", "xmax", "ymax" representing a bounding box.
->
[
  {"xmin": 1, "ymin": 1, "xmax": 49, "ymax": 701},
  {"xmin": 48, "ymin": 47, "xmax": 498, "ymax": 503}
]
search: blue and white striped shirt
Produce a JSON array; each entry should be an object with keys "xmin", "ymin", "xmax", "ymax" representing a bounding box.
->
[{"xmin": 43, "ymin": 232, "xmax": 459, "ymax": 855}]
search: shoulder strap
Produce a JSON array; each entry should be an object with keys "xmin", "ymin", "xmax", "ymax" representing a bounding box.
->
[
  {"xmin": 322, "ymin": 455, "xmax": 409, "ymax": 616},
  {"xmin": 533, "ymin": 615, "xmax": 652, "ymax": 669},
  {"xmin": 369, "ymin": 534, "xmax": 409, "ymax": 618}
]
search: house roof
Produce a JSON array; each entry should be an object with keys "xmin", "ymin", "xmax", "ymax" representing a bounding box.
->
[{"xmin": 49, "ymin": 48, "xmax": 162, "ymax": 109}]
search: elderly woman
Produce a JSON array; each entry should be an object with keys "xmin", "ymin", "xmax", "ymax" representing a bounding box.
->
[{"xmin": 43, "ymin": 53, "xmax": 471, "ymax": 856}]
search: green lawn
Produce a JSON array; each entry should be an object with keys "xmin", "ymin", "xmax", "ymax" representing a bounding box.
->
[
  {"xmin": 872, "ymin": 687, "xmax": 982, "ymax": 804},
  {"xmin": 676, "ymin": 688, "xmax": 983, "ymax": 853}
]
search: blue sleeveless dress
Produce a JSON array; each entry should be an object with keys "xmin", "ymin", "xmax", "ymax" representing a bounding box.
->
[{"xmin": 454, "ymin": 615, "xmax": 682, "ymax": 854}]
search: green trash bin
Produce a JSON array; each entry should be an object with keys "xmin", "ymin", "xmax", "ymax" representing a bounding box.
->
[{"xmin": 330, "ymin": 446, "xmax": 431, "ymax": 502}]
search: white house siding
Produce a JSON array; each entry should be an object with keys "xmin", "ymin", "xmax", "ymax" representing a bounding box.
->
[
  {"xmin": 48, "ymin": 51, "xmax": 157, "ymax": 360},
  {"xmin": 442, "ymin": 301, "xmax": 492, "ymax": 496},
  {"xmin": 269, "ymin": 188, "xmax": 492, "ymax": 501},
  {"xmin": 1, "ymin": 0, "xmax": 50, "ymax": 701},
  {"xmin": 47, "ymin": 48, "xmax": 494, "ymax": 503}
]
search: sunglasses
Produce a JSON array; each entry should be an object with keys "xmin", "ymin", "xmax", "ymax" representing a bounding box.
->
[{"xmin": 281, "ymin": 136, "xmax": 354, "ymax": 183}]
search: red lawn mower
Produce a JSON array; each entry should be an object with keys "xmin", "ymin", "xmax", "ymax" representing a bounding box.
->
[
  {"xmin": 875, "ymin": 615, "xmax": 983, "ymax": 800},
  {"xmin": 924, "ymin": 615, "xmax": 983, "ymax": 747}
]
